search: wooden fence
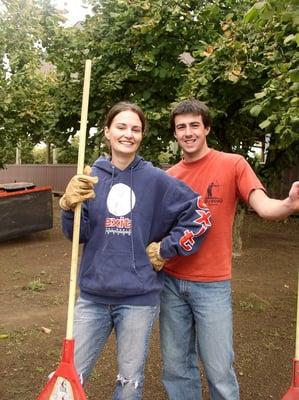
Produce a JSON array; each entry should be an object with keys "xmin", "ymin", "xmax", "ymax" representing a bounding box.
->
[
  {"xmin": 0, "ymin": 164, "xmax": 77, "ymax": 194},
  {"xmin": 0, "ymin": 162, "xmax": 298, "ymax": 198}
]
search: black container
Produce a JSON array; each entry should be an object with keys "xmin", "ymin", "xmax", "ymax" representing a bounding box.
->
[{"xmin": 0, "ymin": 183, "xmax": 53, "ymax": 241}]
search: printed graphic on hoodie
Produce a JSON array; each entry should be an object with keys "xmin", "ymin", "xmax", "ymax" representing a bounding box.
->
[{"xmin": 105, "ymin": 183, "xmax": 135, "ymax": 236}]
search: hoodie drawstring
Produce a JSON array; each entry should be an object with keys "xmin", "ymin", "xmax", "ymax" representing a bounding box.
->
[
  {"xmin": 110, "ymin": 165, "xmax": 115, "ymax": 189},
  {"xmin": 130, "ymin": 166, "xmax": 137, "ymax": 269}
]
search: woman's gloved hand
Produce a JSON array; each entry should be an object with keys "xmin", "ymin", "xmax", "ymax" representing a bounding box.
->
[
  {"xmin": 146, "ymin": 241, "xmax": 166, "ymax": 271},
  {"xmin": 59, "ymin": 165, "xmax": 98, "ymax": 211}
]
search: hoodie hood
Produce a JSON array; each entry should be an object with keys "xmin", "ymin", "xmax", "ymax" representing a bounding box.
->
[{"xmin": 93, "ymin": 155, "xmax": 149, "ymax": 176}]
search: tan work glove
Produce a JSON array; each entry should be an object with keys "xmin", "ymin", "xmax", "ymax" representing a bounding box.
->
[
  {"xmin": 59, "ymin": 165, "xmax": 98, "ymax": 211},
  {"xmin": 146, "ymin": 241, "xmax": 166, "ymax": 272}
]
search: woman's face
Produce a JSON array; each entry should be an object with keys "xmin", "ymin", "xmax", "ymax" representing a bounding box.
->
[{"xmin": 104, "ymin": 110, "xmax": 143, "ymax": 158}]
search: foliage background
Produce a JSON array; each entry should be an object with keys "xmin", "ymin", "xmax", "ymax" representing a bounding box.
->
[{"xmin": 0, "ymin": 0, "xmax": 298, "ymax": 186}]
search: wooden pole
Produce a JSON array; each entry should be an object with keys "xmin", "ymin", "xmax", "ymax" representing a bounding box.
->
[{"xmin": 66, "ymin": 60, "xmax": 92, "ymax": 339}]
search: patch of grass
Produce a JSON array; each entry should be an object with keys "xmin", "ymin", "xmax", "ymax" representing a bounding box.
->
[
  {"xmin": 239, "ymin": 300, "xmax": 255, "ymax": 311},
  {"xmin": 239, "ymin": 293, "xmax": 269, "ymax": 312},
  {"xmin": 26, "ymin": 279, "xmax": 46, "ymax": 292},
  {"xmin": 48, "ymin": 294, "xmax": 65, "ymax": 306}
]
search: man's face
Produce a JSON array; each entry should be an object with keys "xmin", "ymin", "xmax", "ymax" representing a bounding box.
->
[{"xmin": 174, "ymin": 113, "xmax": 210, "ymax": 161}]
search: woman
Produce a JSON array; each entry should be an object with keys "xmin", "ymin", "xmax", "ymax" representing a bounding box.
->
[{"xmin": 59, "ymin": 101, "xmax": 211, "ymax": 399}]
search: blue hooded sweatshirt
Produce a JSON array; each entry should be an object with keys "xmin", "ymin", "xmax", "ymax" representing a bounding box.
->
[{"xmin": 61, "ymin": 156, "xmax": 211, "ymax": 306}]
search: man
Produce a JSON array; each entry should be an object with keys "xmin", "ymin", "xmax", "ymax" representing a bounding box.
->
[{"xmin": 158, "ymin": 99, "xmax": 299, "ymax": 400}]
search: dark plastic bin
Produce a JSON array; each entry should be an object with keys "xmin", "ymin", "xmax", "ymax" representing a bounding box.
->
[{"xmin": 0, "ymin": 184, "xmax": 53, "ymax": 241}]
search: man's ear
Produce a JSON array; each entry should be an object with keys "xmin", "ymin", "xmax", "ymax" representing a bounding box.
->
[{"xmin": 104, "ymin": 127, "xmax": 110, "ymax": 140}]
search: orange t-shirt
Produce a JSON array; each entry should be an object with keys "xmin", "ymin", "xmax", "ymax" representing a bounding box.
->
[{"xmin": 164, "ymin": 149, "xmax": 265, "ymax": 281}]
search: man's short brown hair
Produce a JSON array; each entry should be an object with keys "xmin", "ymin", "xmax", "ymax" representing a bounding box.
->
[{"xmin": 170, "ymin": 99, "xmax": 211, "ymax": 132}]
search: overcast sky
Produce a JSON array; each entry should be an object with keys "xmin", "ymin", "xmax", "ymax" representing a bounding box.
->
[{"xmin": 52, "ymin": 0, "xmax": 91, "ymax": 26}]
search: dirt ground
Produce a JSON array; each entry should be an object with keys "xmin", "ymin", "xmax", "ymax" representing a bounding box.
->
[{"xmin": 0, "ymin": 196, "xmax": 298, "ymax": 400}]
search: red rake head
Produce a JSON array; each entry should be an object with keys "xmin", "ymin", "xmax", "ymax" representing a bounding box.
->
[
  {"xmin": 281, "ymin": 359, "xmax": 299, "ymax": 400},
  {"xmin": 36, "ymin": 339, "xmax": 87, "ymax": 400},
  {"xmin": 281, "ymin": 387, "xmax": 299, "ymax": 400}
]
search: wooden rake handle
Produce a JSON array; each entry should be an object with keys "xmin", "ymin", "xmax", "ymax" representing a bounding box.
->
[{"xmin": 66, "ymin": 60, "xmax": 92, "ymax": 340}]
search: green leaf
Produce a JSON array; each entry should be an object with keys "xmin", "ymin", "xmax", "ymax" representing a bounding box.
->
[
  {"xmin": 254, "ymin": 91, "xmax": 267, "ymax": 99},
  {"xmin": 250, "ymin": 104, "xmax": 262, "ymax": 117},
  {"xmin": 259, "ymin": 119, "xmax": 271, "ymax": 129},
  {"xmin": 198, "ymin": 76, "xmax": 208, "ymax": 85},
  {"xmin": 255, "ymin": 1, "xmax": 267, "ymax": 10},
  {"xmin": 284, "ymin": 34, "xmax": 296, "ymax": 45},
  {"xmin": 143, "ymin": 90, "xmax": 152, "ymax": 101},
  {"xmin": 290, "ymin": 97, "xmax": 299, "ymax": 106},
  {"xmin": 244, "ymin": 6, "xmax": 258, "ymax": 23},
  {"xmin": 290, "ymin": 83, "xmax": 299, "ymax": 91},
  {"xmin": 159, "ymin": 69, "xmax": 167, "ymax": 79},
  {"xmin": 244, "ymin": 1, "xmax": 266, "ymax": 23},
  {"xmin": 290, "ymin": 118, "xmax": 299, "ymax": 131},
  {"xmin": 274, "ymin": 124, "xmax": 284, "ymax": 134},
  {"xmin": 289, "ymin": 69, "xmax": 299, "ymax": 82}
]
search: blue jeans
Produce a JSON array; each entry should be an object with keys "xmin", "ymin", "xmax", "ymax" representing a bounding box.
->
[
  {"xmin": 160, "ymin": 275, "xmax": 239, "ymax": 400},
  {"xmin": 73, "ymin": 296, "xmax": 159, "ymax": 400}
]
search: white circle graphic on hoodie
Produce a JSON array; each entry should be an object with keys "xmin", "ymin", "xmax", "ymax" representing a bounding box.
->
[{"xmin": 107, "ymin": 183, "xmax": 136, "ymax": 217}]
